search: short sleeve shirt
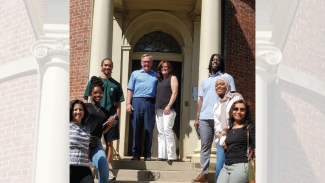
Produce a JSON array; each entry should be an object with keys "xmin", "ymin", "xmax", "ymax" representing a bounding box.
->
[
  {"xmin": 83, "ymin": 77, "xmax": 125, "ymax": 114},
  {"xmin": 127, "ymin": 69, "xmax": 158, "ymax": 98},
  {"xmin": 198, "ymin": 72, "xmax": 236, "ymax": 120}
]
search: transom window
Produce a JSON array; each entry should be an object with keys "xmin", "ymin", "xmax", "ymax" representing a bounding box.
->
[{"xmin": 134, "ymin": 31, "xmax": 181, "ymax": 54}]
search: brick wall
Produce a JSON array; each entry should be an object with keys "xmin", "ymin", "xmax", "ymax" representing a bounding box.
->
[
  {"xmin": 281, "ymin": 0, "xmax": 325, "ymax": 82},
  {"xmin": 275, "ymin": 0, "xmax": 325, "ymax": 182},
  {"xmin": 70, "ymin": 0, "xmax": 92, "ymax": 100},
  {"xmin": 0, "ymin": 0, "xmax": 36, "ymax": 65},
  {"xmin": 224, "ymin": 0, "xmax": 256, "ymax": 121},
  {"xmin": 0, "ymin": 74, "xmax": 38, "ymax": 183}
]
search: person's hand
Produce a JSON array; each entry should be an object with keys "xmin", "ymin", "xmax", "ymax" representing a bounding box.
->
[
  {"xmin": 222, "ymin": 141, "xmax": 227, "ymax": 150},
  {"xmin": 194, "ymin": 119, "xmax": 200, "ymax": 127},
  {"xmin": 218, "ymin": 132, "xmax": 223, "ymax": 139},
  {"xmin": 108, "ymin": 116, "xmax": 115, "ymax": 126},
  {"xmin": 126, "ymin": 104, "xmax": 134, "ymax": 114},
  {"xmin": 164, "ymin": 106, "xmax": 171, "ymax": 115}
]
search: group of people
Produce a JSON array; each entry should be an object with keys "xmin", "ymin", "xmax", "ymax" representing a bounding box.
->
[
  {"xmin": 192, "ymin": 54, "xmax": 255, "ymax": 183},
  {"xmin": 69, "ymin": 53, "xmax": 255, "ymax": 183},
  {"xmin": 69, "ymin": 54, "xmax": 179, "ymax": 183}
]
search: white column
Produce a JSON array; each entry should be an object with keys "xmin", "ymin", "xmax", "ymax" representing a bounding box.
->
[
  {"xmin": 256, "ymin": 46, "xmax": 282, "ymax": 183},
  {"xmin": 118, "ymin": 45, "xmax": 131, "ymax": 159},
  {"xmin": 89, "ymin": 0, "xmax": 113, "ymax": 77},
  {"xmin": 112, "ymin": 9, "xmax": 128, "ymax": 83},
  {"xmin": 198, "ymin": 0, "xmax": 221, "ymax": 86},
  {"xmin": 32, "ymin": 39, "xmax": 69, "ymax": 183}
]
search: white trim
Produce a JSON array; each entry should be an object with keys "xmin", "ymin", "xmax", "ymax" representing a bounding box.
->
[
  {"xmin": 0, "ymin": 55, "xmax": 38, "ymax": 82},
  {"xmin": 277, "ymin": 64, "xmax": 325, "ymax": 97}
]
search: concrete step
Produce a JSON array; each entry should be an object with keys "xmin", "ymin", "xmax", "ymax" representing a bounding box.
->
[
  {"xmin": 109, "ymin": 160, "xmax": 216, "ymax": 172},
  {"xmin": 110, "ymin": 169, "xmax": 215, "ymax": 182}
]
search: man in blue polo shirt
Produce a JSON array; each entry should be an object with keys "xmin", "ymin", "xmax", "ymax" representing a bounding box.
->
[
  {"xmin": 126, "ymin": 54, "xmax": 158, "ymax": 161},
  {"xmin": 192, "ymin": 54, "xmax": 236, "ymax": 182}
]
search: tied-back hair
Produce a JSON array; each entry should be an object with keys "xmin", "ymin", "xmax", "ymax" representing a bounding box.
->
[
  {"xmin": 227, "ymin": 99, "xmax": 252, "ymax": 133},
  {"xmin": 208, "ymin": 54, "xmax": 225, "ymax": 74},
  {"xmin": 157, "ymin": 60, "xmax": 173, "ymax": 81},
  {"xmin": 70, "ymin": 99, "xmax": 89, "ymax": 126},
  {"xmin": 88, "ymin": 76, "xmax": 104, "ymax": 96}
]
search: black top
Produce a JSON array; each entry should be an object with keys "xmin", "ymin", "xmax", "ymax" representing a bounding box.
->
[
  {"xmin": 155, "ymin": 77, "xmax": 175, "ymax": 111},
  {"xmin": 85, "ymin": 103, "xmax": 110, "ymax": 139},
  {"xmin": 224, "ymin": 124, "xmax": 255, "ymax": 165}
]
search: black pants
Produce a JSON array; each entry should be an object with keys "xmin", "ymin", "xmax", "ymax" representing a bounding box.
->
[{"xmin": 70, "ymin": 166, "xmax": 94, "ymax": 183}]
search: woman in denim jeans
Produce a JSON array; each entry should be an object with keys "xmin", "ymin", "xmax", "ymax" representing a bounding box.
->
[
  {"xmin": 85, "ymin": 76, "xmax": 115, "ymax": 183},
  {"xmin": 216, "ymin": 100, "xmax": 255, "ymax": 183},
  {"xmin": 213, "ymin": 77, "xmax": 243, "ymax": 182}
]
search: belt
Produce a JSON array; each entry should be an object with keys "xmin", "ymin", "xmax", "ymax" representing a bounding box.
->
[{"xmin": 133, "ymin": 97, "xmax": 155, "ymax": 101}]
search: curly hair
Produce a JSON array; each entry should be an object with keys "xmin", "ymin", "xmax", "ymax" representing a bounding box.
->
[
  {"xmin": 227, "ymin": 99, "xmax": 252, "ymax": 133},
  {"xmin": 70, "ymin": 99, "xmax": 89, "ymax": 126},
  {"xmin": 88, "ymin": 76, "xmax": 104, "ymax": 96}
]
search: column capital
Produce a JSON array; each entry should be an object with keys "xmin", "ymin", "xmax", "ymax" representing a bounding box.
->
[
  {"xmin": 256, "ymin": 46, "xmax": 282, "ymax": 83},
  {"xmin": 31, "ymin": 39, "xmax": 69, "ymax": 60},
  {"xmin": 121, "ymin": 45, "xmax": 131, "ymax": 51},
  {"xmin": 189, "ymin": 11, "xmax": 201, "ymax": 22},
  {"xmin": 114, "ymin": 7, "xmax": 129, "ymax": 19}
]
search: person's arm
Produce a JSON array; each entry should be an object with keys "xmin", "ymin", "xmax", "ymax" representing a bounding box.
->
[
  {"xmin": 126, "ymin": 89, "xmax": 134, "ymax": 114},
  {"xmin": 164, "ymin": 76, "xmax": 178, "ymax": 115},
  {"xmin": 83, "ymin": 81, "xmax": 91, "ymax": 103},
  {"xmin": 115, "ymin": 101, "xmax": 121, "ymax": 119},
  {"xmin": 194, "ymin": 96, "xmax": 203, "ymax": 127},
  {"xmin": 213, "ymin": 103, "xmax": 223, "ymax": 139}
]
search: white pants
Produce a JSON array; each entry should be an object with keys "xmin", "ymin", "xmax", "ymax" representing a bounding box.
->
[{"xmin": 155, "ymin": 109, "xmax": 177, "ymax": 160}]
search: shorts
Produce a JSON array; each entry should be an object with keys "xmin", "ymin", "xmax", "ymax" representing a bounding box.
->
[{"xmin": 104, "ymin": 117, "xmax": 119, "ymax": 142}]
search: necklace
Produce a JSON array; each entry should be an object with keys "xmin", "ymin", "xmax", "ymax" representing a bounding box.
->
[{"xmin": 92, "ymin": 103, "xmax": 101, "ymax": 112}]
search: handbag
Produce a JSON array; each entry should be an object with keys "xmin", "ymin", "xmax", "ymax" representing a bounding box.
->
[
  {"xmin": 247, "ymin": 125, "xmax": 255, "ymax": 183},
  {"xmin": 89, "ymin": 136, "xmax": 100, "ymax": 148}
]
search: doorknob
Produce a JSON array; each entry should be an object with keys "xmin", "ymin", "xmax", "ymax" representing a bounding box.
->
[{"xmin": 184, "ymin": 101, "xmax": 189, "ymax": 107}]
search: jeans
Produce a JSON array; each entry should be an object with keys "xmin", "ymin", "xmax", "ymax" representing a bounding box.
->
[
  {"xmin": 215, "ymin": 141, "xmax": 225, "ymax": 182},
  {"xmin": 156, "ymin": 109, "xmax": 177, "ymax": 160},
  {"xmin": 217, "ymin": 163, "xmax": 248, "ymax": 183},
  {"xmin": 89, "ymin": 143, "xmax": 109, "ymax": 183}
]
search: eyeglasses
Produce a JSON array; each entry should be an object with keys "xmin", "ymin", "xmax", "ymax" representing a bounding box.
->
[{"xmin": 233, "ymin": 107, "xmax": 246, "ymax": 112}]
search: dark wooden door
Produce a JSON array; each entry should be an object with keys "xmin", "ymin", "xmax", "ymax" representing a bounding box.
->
[{"xmin": 127, "ymin": 60, "xmax": 182, "ymax": 157}]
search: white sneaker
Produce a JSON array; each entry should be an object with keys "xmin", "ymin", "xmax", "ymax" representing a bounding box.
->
[{"xmin": 109, "ymin": 171, "xmax": 116, "ymax": 180}]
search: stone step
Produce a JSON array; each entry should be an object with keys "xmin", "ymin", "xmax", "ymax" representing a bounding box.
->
[
  {"xmin": 109, "ymin": 160, "xmax": 216, "ymax": 172},
  {"xmin": 109, "ymin": 169, "xmax": 215, "ymax": 182}
]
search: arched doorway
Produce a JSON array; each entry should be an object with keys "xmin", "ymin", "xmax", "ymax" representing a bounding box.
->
[{"xmin": 127, "ymin": 31, "xmax": 183, "ymax": 158}]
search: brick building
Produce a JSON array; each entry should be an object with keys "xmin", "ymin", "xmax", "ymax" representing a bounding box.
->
[
  {"xmin": 257, "ymin": 0, "xmax": 325, "ymax": 182},
  {"xmin": 0, "ymin": 0, "xmax": 69, "ymax": 183},
  {"xmin": 70, "ymin": 0, "xmax": 255, "ymax": 168}
]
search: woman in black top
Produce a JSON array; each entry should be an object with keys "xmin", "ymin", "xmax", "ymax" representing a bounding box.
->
[
  {"xmin": 155, "ymin": 60, "xmax": 178, "ymax": 162},
  {"xmin": 217, "ymin": 99, "xmax": 255, "ymax": 183},
  {"xmin": 85, "ymin": 76, "xmax": 115, "ymax": 183}
]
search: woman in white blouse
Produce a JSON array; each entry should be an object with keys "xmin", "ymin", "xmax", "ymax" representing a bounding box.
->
[{"xmin": 213, "ymin": 77, "xmax": 243, "ymax": 182}]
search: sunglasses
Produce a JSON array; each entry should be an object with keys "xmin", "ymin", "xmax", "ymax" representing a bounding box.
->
[{"xmin": 233, "ymin": 107, "xmax": 246, "ymax": 112}]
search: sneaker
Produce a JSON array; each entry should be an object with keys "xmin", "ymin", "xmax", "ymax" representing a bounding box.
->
[
  {"xmin": 131, "ymin": 156, "xmax": 140, "ymax": 161},
  {"xmin": 144, "ymin": 157, "xmax": 151, "ymax": 161},
  {"xmin": 109, "ymin": 171, "xmax": 116, "ymax": 180}
]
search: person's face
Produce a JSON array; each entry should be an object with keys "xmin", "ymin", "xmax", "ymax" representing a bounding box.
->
[
  {"xmin": 90, "ymin": 86, "xmax": 103, "ymax": 104},
  {"xmin": 72, "ymin": 103, "xmax": 84, "ymax": 123},
  {"xmin": 161, "ymin": 63, "xmax": 169, "ymax": 75},
  {"xmin": 211, "ymin": 55, "xmax": 220, "ymax": 68},
  {"xmin": 215, "ymin": 79, "xmax": 227, "ymax": 97},
  {"xmin": 101, "ymin": 60, "xmax": 113, "ymax": 75},
  {"xmin": 141, "ymin": 56, "xmax": 153, "ymax": 72},
  {"xmin": 232, "ymin": 103, "xmax": 247, "ymax": 122}
]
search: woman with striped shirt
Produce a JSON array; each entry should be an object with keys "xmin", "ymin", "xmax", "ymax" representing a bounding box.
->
[{"xmin": 70, "ymin": 99, "xmax": 94, "ymax": 183}]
